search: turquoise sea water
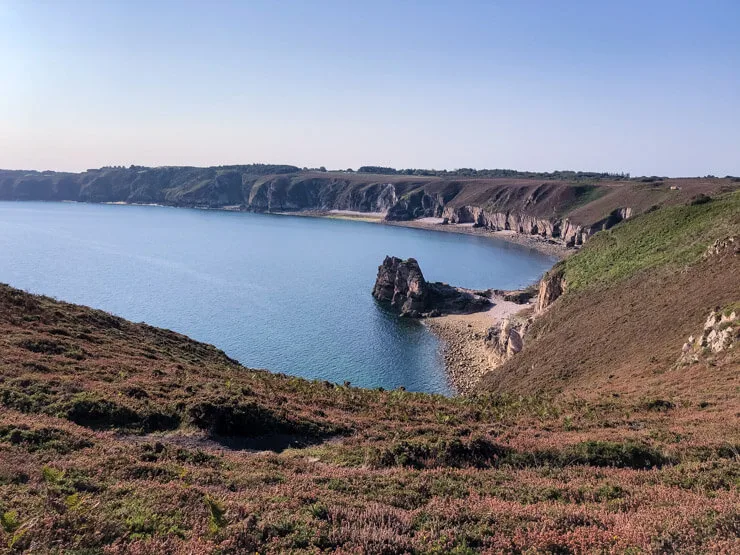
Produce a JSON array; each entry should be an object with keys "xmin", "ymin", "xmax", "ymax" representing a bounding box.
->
[{"xmin": 0, "ymin": 202, "xmax": 555, "ymax": 394}]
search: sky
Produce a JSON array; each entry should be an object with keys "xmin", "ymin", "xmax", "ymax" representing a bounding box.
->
[{"xmin": 1, "ymin": 0, "xmax": 739, "ymax": 176}]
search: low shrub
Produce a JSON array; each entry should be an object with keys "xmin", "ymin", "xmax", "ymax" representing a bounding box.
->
[
  {"xmin": 60, "ymin": 394, "xmax": 180, "ymax": 432},
  {"xmin": 367, "ymin": 437, "xmax": 509, "ymax": 469},
  {"xmin": 561, "ymin": 440, "xmax": 671, "ymax": 469},
  {"xmin": 188, "ymin": 397, "xmax": 342, "ymax": 440},
  {"xmin": 0, "ymin": 425, "xmax": 92, "ymax": 453}
]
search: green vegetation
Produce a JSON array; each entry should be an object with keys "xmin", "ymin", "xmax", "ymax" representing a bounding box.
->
[
  {"xmin": 563, "ymin": 190, "xmax": 740, "ymax": 291},
  {"xmin": 552, "ymin": 183, "xmax": 609, "ymax": 217}
]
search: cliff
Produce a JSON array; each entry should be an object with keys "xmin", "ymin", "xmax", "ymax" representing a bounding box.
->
[
  {"xmin": 535, "ymin": 265, "xmax": 567, "ymax": 313},
  {"xmin": 372, "ymin": 255, "xmax": 491, "ymax": 317},
  {"xmin": 2, "ymin": 166, "xmax": 736, "ymax": 247}
]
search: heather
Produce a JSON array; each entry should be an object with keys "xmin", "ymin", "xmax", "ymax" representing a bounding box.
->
[{"xmin": 0, "ymin": 285, "xmax": 738, "ymax": 553}]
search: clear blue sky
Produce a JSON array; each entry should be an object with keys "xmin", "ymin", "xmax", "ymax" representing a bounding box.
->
[{"xmin": 1, "ymin": 0, "xmax": 738, "ymax": 176}]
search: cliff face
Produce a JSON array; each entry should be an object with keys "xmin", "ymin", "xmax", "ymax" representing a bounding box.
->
[
  {"xmin": 1, "ymin": 167, "xmax": 736, "ymax": 248},
  {"xmin": 535, "ymin": 266, "xmax": 567, "ymax": 313},
  {"xmin": 485, "ymin": 317, "xmax": 529, "ymax": 364},
  {"xmin": 372, "ymin": 256, "xmax": 491, "ymax": 317}
]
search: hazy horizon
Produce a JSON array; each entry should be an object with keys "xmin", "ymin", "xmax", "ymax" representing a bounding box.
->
[{"xmin": 2, "ymin": 0, "xmax": 739, "ymax": 177}]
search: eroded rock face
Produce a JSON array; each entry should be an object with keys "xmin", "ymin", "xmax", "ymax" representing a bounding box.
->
[
  {"xmin": 535, "ymin": 266, "xmax": 567, "ymax": 314},
  {"xmin": 372, "ymin": 256, "xmax": 491, "ymax": 317},
  {"xmin": 371, "ymin": 256, "xmax": 428, "ymax": 315},
  {"xmin": 441, "ymin": 205, "xmax": 592, "ymax": 247},
  {"xmin": 485, "ymin": 318, "xmax": 530, "ymax": 364}
]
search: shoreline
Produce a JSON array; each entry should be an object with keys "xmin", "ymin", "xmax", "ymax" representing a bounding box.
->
[
  {"xmin": 37, "ymin": 200, "xmax": 555, "ymax": 395},
  {"xmin": 278, "ymin": 209, "xmax": 571, "ymax": 258},
  {"xmin": 60, "ymin": 201, "xmax": 569, "ymax": 259},
  {"xmin": 425, "ymin": 296, "xmax": 531, "ymax": 395},
  {"xmin": 385, "ymin": 218, "xmax": 571, "ymax": 258}
]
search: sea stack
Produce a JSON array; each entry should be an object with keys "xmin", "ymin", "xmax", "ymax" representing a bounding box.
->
[
  {"xmin": 372, "ymin": 256, "xmax": 429, "ymax": 316},
  {"xmin": 372, "ymin": 255, "xmax": 492, "ymax": 317}
]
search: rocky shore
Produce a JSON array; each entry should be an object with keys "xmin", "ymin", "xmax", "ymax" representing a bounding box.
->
[
  {"xmin": 371, "ymin": 255, "xmax": 541, "ymax": 394},
  {"xmin": 285, "ymin": 210, "xmax": 572, "ymax": 258},
  {"xmin": 426, "ymin": 297, "xmax": 531, "ymax": 394}
]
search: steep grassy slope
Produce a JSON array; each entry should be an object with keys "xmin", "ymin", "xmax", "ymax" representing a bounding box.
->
[
  {"xmin": 2, "ymin": 166, "xmax": 737, "ymax": 246},
  {"xmin": 1, "ymin": 281, "xmax": 738, "ymax": 552},
  {"xmin": 485, "ymin": 191, "xmax": 740, "ymax": 398}
]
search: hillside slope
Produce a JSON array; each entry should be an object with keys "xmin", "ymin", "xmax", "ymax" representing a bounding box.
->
[
  {"xmin": 2, "ymin": 165, "xmax": 737, "ymax": 246},
  {"xmin": 1, "ymin": 279, "xmax": 739, "ymax": 551},
  {"xmin": 483, "ymin": 191, "xmax": 740, "ymax": 399}
]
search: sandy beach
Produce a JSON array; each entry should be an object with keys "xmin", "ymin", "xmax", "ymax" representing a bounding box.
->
[{"xmin": 426, "ymin": 296, "xmax": 531, "ymax": 394}]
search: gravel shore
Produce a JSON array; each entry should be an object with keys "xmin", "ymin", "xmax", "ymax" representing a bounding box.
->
[{"xmin": 426, "ymin": 296, "xmax": 531, "ymax": 394}]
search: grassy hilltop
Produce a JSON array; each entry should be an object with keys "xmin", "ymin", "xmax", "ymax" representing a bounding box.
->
[{"xmin": 0, "ymin": 193, "xmax": 738, "ymax": 553}]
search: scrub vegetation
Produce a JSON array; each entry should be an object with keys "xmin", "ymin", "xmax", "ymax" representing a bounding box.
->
[{"xmin": 0, "ymin": 191, "xmax": 738, "ymax": 553}]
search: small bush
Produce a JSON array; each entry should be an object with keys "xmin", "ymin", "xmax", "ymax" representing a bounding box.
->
[
  {"xmin": 563, "ymin": 441, "xmax": 670, "ymax": 469},
  {"xmin": 688, "ymin": 193, "xmax": 712, "ymax": 206},
  {"xmin": 0, "ymin": 425, "xmax": 92, "ymax": 453},
  {"xmin": 188, "ymin": 397, "xmax": 340, "ymax": 439},
  {"xmin": 368, "ymin": 437, "xmax": 508, "ymax": 469},
  {"xmin": 62, "ymin": 395, "xmax": 142, "ymax": 429},
  {"xmin": 646, "ymin": 399, "xmax": 676, "ymax": 411},
  {"xmin": 18, "ymin": 339, "xmax": 66, "ymax": 355},
  {"xmin": 205, "ymin": 496, "xmax": 227, "ymax": 534},
  {"xmin": 0, "ymin": 510, "xmax": 19, "ymax": 533}
]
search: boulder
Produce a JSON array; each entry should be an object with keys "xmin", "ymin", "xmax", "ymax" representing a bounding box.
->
[{"xmin": 677, "ymin": 307, "xmax": 738, "ymax": 365}]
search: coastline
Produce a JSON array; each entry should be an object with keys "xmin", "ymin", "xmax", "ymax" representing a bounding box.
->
[
  {"xmin": 385, "ymin": 218, "xmax": 571, "ymax": 258},
  {"xmin": 425, "ymin": 296, "xmax": 531, "ymax": 395},
  {"xmin": 278, "ymin": 209, "xmax": 571, "ymax": 258},
  {"xmin": 59, "ymin": 201, "xmax": 554, "ymax": 396},
  {"xmin": 85, "ymin": 202, "xmax": 569, "ymax": 259}
]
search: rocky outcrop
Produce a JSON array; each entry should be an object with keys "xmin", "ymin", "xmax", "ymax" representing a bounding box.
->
[
  {"xmin": 679, "ymin": 307, "xmax": 738, "ymax": 364},
  {"xmin": 704, "ymin": 236, "xmax": 738, "ymax": 258},
  {"xmin": 485, "ymin": 317, "xmax": 530, "ymax": 364},
  {"xmin": 493, "ymin": 288, "xmax": 536, "ymax": 304},
  {"xmin": 535, "ymin": 266, "xmax": 567, "ymax": 313},
  {"xmin": 372, "ymin": 256, "xmax": 491, "ymax": 317},
  {"xmin": 371, "ymin": 256, "xmax": 428, "ymax": 315}
]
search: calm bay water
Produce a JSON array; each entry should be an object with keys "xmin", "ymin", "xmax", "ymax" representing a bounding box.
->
[{"xmin": 0, "ymin": 202, "xmax": 555, "ymax": 394}]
